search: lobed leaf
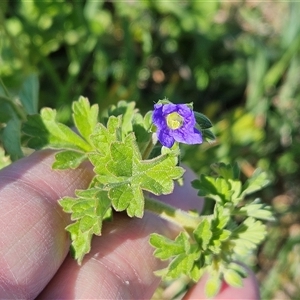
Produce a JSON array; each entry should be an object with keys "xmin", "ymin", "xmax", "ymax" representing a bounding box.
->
[
  {"xmin": 238, "ymin": 199, "xmax": 275, "ymax": 221},
  {"xmin": 105, "ymin": 100, "xmax": 136, "ymax": 136},
  {"xmin": 231, "ymin": 217, "xmax": 267, "ymax": 257},
  {"xmin": 192, "ymin": 175, "xmax": 234, "ymax": 204},
  {"xmin": 165, "ymin": 250, "xmax": 200, "ymax": 280},
  {"xmin": 149, "ymin": 232, "xmax": 188, "ymax": 260},
  {"xmin": 59, "ymin": 189, "xmax": 112, "ymax": 264},
  {"xmin": 72, "ymin": 96, "xmax": 99, "ymax": 144},
  {"xmin": 211, "ymin": 162, "xmax": 240, "ymax": 180},
  {"xmin": 193, "ymin": 219, "xmax": 213, "ymax": 250},
  {"xmin": 241, "ymin": 169, "xmax": 270, "ymax": 197},
  {"xmin": 90, "ymin": 123, "xmax": 184, "ymax": 217},
  {"xmin": 23, "ymin": 107, "xmax": 91, "ymax": 151},
  {"xmin": 52, "ymin": 150, "xmax": 87, "ymax": 169}
]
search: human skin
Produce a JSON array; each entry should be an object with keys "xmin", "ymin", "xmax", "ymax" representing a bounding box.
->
[{"xmin": 0, "ymin": 150, "xmax": 260, "ymax": 299}]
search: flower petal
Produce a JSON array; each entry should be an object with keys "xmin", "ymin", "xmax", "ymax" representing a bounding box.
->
[
  {"xmin": 173, "ymin": 127, "xmax": 203, "ymax": 145},
  {"xmin": 152, "ymin": 104, "xmax": 166, "ymax": 128},
  {"xmin": 162, "ymin": 103, "xmax": 178, "ymax": 115},
  {"xmin": 157, "ymin": 129, "xmax": 175, "ymax": 148}
]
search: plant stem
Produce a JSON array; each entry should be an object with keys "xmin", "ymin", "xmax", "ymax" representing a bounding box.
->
[
  {"xmin": 142, "ymin": 137, "xmax": 156, "ymax": 160},
  {"xmin": 144, "ymin": 196, "xmax": 202, "ymax": 231}
]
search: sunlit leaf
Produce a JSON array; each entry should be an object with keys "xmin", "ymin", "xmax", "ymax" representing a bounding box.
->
[
  {"xmin": 72, "ymin": 96, "xmax": 99, "ymax": 144},
  {"xmin": 23, "ymin": 107, "xmax": 91, "ymax": 151},
  {"xmin": 59, "ymin": 189, "xmax": 112, "ymax": 264},
  {"xmin": 90, "ymin": 120, "xmax": 184, "ymax": 217}
]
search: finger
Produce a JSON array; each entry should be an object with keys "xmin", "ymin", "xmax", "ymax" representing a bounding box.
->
[
  {"xmin": 0, "ymin": 150, "xmax": 94, "ymax": 299},
  {"xmin": 37, "ymin": 213, "xmax": 172, "ymax": 299},
  {"xmin": 37, "ymin": 168, "xmax": 202, "ymax": 299},
  {"xmin": 184, "ymin": 269, "xmax": 260, "ymax": 300}
]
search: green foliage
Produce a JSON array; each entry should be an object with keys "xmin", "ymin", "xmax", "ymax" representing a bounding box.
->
[
  {"xmin": 72, "ymin": 96, "xmax": 99, "ymax": 145},
  {"xmin": 241, "ymin": 169, "xmax": 270, "ymax": 197},
  {"xmin": 151, "ymin": 163, "xmax": 272, "ymax": 297},
  {"xmin": 19, "ymin": 74, "xmax": 39, "ymax": 115},
  {"xmin": 2, "ymin": 1, "xmax": 298, "ymax": 297},
  {"xmin": 23, "ymin": 98, "xmax": 185, "ymax": 263},
  {"xmin": 238, "ymin": 199, "xmax": 274, "ymax": 221},
  {"xmin": 102, "ymin": 100, "xmax": 153, "ymax": 153},
  {"xmin": 0, "ymin": 75, "xmax": 38, "ymax": 161},
  {"xmin": 89, "ymin": 121, "xmax": 184, "ymax": 217},
  {"xmin": 2, "ymin": 118, "xmax": 23, "ymax": 161},
  {"xmin": 150, "ymin": 232, "xmax": 201, "ymax": 280},
  {"xmin": 59, "ymin": 189, "xmax": 112, "ymax": 264},
  {"xmin": 23, "ymin": 107, "xmax": 90, "ymax": 151},
  {"xmin": 192, "ymin": 163, "xmax": 270, "ymax": 207}
]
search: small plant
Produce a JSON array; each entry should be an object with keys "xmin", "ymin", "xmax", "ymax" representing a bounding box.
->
[{"xmin": 23, "ymin": 96, "xmax": 273, "ymax": 297}]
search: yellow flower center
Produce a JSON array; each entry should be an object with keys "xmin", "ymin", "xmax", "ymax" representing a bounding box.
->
[{"xmin": 166, "ymin": 112, "xmax": 184, "ymax": 130}]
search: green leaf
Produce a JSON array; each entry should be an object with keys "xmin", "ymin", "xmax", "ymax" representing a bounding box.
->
[
  {"xmin": 228, "ymin": 179, "xmax": 242, "ymax": 205},
  {"xmin": 132, "ymin": 112, "xmax": 152, "ymax": 153},
  {"xmin": 192, "ymin": 168, "xmax": 242, "ymax": 207},
  {"xmin": 192, "ymin": 175, "xmax": 232, "ymax": 204},
  {"xmin": 241, "ymin": 169, "xmax": 270, "ymax": 197},
  {"xmin": 149, "ymin": 232, "xmax": 188, "ymax": 260},
  {"xmin": 89, "ymin": 115, "xmax": 122, "ymax": 157},
  {"xmin": 205, "ymin": 273, "xmax": 222, "ymax": 298},
  {"xmin": 238, "ymin": 199, "xmax": 275, "ymax": 221},
  {"xmin": 190, "ymin": 260, "xmax": 205, "ymax": 282},
  {"xmin": 223, "ymin": 269, "xmax": 243, "ymax": 288},
  {"xmin": 193, "ymin": 219, "xmax": 213, "ymax": 250},
  {"xmin": 0, "ymin": 101, "xmax": 13, "ymax": 123},
  {"xmin": 211, "ymin": 162, "xmax": 240, "ymax": 180},
  {"xmin": 53, "ymin": 150, "xmax": 87, "ymax": 169},
  {"xmin": 214, "ymin": 205, "xmax": 231, "ymax": 230},
  {"xmin": 105, "ymin": 100, "xmax": 136, "ymax": 136},
  {"xmin": 66, "ymin": 222, "xmax": 92, "ymax": 264},
  {"xmin": 72, "ymin": 96, "xmax": 99, "ymax": 144},
  {"xmin": 18, "ymin": 73, "xmax": 39, "ymax": 114},
  {"xmin": 166, "ymin": 250, "xmax": 200, "ymax": 279},
  {"xmin": 143, "ymin": 111, "xmax": 153, "ymax": 131},
  {"xmin": 90, "ymin": 120, "xmax": 184, "ymax": 217},
  {"xmin": 59, "ymin": 189, "xmax": 112, "ymax": 264},
  {"xmin": 201, "ymin": 128, "xmax": 216, "ymax": 143},
  {"xmin": 231, "ymin": 217, "xmax": 267, "ymax": 256},
  {"xmin": 151, "ymin": 231, "xmax": 201, "ymax": 281},
  {"xmin": 105, "ymin": 101, "xmax": 152, "ymax": 153},
  {"xmin": 194, "ymin": 111, "xmax": 213, "ymax": 129},
  {"xmin": 2, "ymin": 118, "xmax": 23, "ymax": 161},
  {"xmin": 227, "ymin": 262, "xmax": 248, "ymax": 278},
  {"xmin": 23, "ymin": 107, "xmax": 91, "ymax": 151}
]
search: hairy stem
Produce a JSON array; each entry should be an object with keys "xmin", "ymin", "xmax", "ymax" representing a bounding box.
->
[
  {"xmin": 144, "ymin": 196, "xmax": 202, "ymax": 232},
  {"xmin": 142, "ymin": 137, "xmax": 156, "ymax": 160}
]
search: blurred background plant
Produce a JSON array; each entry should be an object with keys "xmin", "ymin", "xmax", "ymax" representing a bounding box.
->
[{"xmin": 1, "ymin": 1, "xmax": 300, "ymax": 299}]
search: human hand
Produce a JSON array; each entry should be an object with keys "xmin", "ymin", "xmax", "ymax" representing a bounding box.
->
[{"xmin": 0, "ymin": 150, "xmax": 260, "ymax": 299}]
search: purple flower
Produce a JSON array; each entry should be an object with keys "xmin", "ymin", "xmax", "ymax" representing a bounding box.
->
[{"xmin": 152, "ymin": 103, "xmax": 203, "ymax": 148}]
